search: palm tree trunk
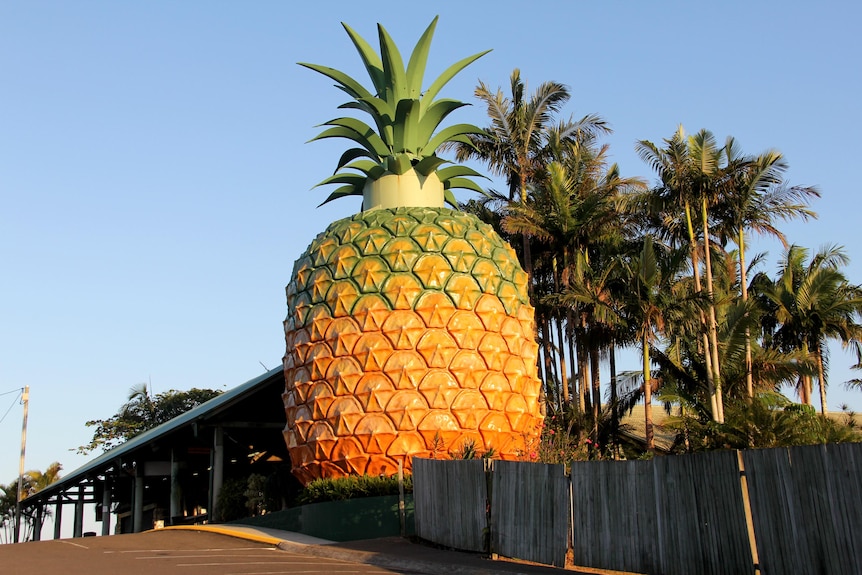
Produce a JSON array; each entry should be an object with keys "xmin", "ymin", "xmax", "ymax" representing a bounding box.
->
[
  {"xmin": 553, "ymin": 261, "xmax": 569, "ymax": 405},
  {"xmin": 577, "ymin": 319, "xmax": 589, "ymax": 414},
  {"xmin": 519, "ymin": 178, "xmax": 535, "ymax": 302},
  {"xmin": 815, "ymin": 342, "xmax": 829, "ymax": 416},
  {"xmin": 739, "ymin": 227, "xmax": 754, "ymax": 400},
  {"xmin": 589, "ymin": 343, "xmax": 601, "ymax": 448},
  {"xmin": 685, "ymin": 201, "xmax": 719, "ymax": 419},
  {"xmin": 609, "ymin": 342, "xmax": 619, "ymax": 459},
  {"xmin": 540, "ymin": 314, "xmax": 561, "ymax": 410},
  {"xmin": 553, "ymin": 317, "xmax": 565, "ymax": 400},
  {"xmin": 800, "ymin": 345, "xmax": 812, "ymax": 406},
  {"xmin": 642, "ymin": 330, "xmax": 654, "ymax": 451},
  {"xmin": 701, "ymin": 197, "xmax": 724, "ymax": 423},
  {"xmin": 567, "ymin": 310, "xmax": 577, "ymax": 406}
]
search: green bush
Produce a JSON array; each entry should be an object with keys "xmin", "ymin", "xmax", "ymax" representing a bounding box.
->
[
  {"xmin": 216, "ymin": 478, "xmax": 250, "ymax": 522},
  {"xmin": 297, "ymin": 474, "xmax": 412, "ymax": 505}
]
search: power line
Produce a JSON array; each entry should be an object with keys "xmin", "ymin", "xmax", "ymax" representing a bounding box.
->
[{"xmin": 0, "ymin": 390, "xmax": 22, "ymax": 426}]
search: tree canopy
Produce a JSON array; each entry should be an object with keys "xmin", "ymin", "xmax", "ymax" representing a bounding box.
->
[{"xmin": 77, "ymin": 384, "xmax": 222, "ymax": 454}]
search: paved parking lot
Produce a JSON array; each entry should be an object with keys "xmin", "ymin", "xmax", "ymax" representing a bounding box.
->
[{"xmin": 0, "ymin": 530, "xmax": 404, "ymax": 575}]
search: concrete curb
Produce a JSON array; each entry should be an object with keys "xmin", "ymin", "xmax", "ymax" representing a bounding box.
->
[{"xmin": 158, "ymin": 525, "xmax": 285, "ymax": 546}]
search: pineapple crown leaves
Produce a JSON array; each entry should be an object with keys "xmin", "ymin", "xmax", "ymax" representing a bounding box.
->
[{"xmin": 298, "ymin": 16, "xmax": 491, "ymax": 207}]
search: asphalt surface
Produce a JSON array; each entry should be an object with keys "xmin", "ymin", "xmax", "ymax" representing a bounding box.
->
[{"xmin": 0, "ymin": 525, "xmax": 626, "ymax": 575}]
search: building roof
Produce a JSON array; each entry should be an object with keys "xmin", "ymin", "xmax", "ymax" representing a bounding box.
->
[{"xmin": 23, "ymin": 366, "xmax": 286, "ymax": 506}]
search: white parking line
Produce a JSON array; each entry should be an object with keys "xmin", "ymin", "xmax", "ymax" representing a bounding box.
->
[
  {"xmin": 135, "ymin": 553, "xmax": 289, "ymax": 560},
  {"xmin": 106, "ymin": 547, "xmax": 272, "ymax": 553},
  {"xmin": 225, "ymin": 571, "xmax": 397, "ymax": 575}
]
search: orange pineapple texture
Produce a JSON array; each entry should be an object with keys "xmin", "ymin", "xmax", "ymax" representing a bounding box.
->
[{"xmin": 283, "ymin": 207, "xmax": 542, "ymax": 484}]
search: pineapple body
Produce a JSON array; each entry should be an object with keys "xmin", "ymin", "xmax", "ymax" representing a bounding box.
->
[{"xmin": 283, "ymin": 207, "xmax": 542, "ymax": 484}]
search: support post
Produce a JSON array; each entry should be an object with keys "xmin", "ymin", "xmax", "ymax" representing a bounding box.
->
[
  {"xmin": 170, "ymin": 450, "xmax": 181, "ymax": 524},
  {"xmin": 211, "ymin": 426, "xmax": 224, "ymax": 522},
  {"xmin": 101, "ymin": 477, "xmax": 112, "ymax": 536},
  {"xmin": 737, "ymin": 451, "xmax": 761, "ymax": 575},
  {"xmin": 53, "ymin": 498, "xmax": 62, "ymax": 540},
  {"xmin": 133, "ymin": 471, "xmax": 144, "ymax": 533},
  {"xmin": 14, "ymin": 386, "xmax": 29, "ymax": 543},
  {"xmin": 397, "ymin": 460, "xmax": 405, "ymax": 537},
  {"xmin": 73, "ymin": 484, "xmax": 84, "ymax": 538},
  {"xmin": 33, "ymin": 503, "xmax": 43, "ymax": 541}
]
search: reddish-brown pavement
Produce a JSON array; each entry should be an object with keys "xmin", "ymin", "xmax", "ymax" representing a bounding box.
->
[{"xmin": 0, "ymin": 530, "xmax": 403, "ymax": 575}]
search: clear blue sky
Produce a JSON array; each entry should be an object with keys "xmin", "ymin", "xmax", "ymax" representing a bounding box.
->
[{"xmin": 2, "ymin": 1, "xmax": 861, "ymax": 490}]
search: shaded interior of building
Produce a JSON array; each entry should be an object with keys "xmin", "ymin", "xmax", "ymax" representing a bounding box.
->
[{"xmin": 20, "ymin": 367, "xmax": 297, "ymax": 538}]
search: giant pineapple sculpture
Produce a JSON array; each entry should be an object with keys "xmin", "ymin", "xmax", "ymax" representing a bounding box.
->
[{"xmin": 283, "ymin": 17, "xmax": 543, "ymax": 484}]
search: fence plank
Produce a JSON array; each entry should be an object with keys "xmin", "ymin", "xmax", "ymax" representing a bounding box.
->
[
  {"xmin": 825, "ymin": 443, "xmax": 862, "ymax": 574},
  {"xmin": 416, "ymin": 443, "xmax": 862, "ymax": 575},
  {"xmin": 491, "ymin": 460, "xmax": 568, "ymax": 567},
  {"xmin": 572, "ymin": 452, "xmax": 751, "ymax": 575},
  {"xmin": 744, "ymin": 443, "xmax": 862, "ymax": 575},
  {"xmin": 412, "ymin": 457, "xmax": 487, "ymax": 552}
]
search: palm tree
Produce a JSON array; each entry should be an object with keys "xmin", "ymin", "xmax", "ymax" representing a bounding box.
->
[
  {"xmin": 634, "ymin": 127, "xmax": 725, "ymax": 421},
  {"xmin": 757, "ymin": 245, "xmax": 862, "ymax": 415},
  {"xmin": 23, "ymin": 462, "xmax": 62, "ymax": 497},
  {"xmin": 712, "ymin": 142, "xmax": 819, "ymax": 398},
  {"xmin": 501, "ymin": 139, "xmax": 641, "ymax": 418},
  {"xmin": 453, "ymin": 69, "xmax": 610, "ymax": 292},
  {"xmin": 619, "ymin": 236, "xmax": 693, "ymax": 449}
]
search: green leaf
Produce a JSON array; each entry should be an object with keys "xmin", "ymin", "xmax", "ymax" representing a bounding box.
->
[
  {"xmin": 347, "ymin": 95, "xmax": 395, "ymax": 122},
  {"xmin": 436, "ymin": 165, "xmax": 486, "ymax": 182},
  {"xmin": 386, "ymin": 153, "xmax": 413, "ymax": 175},
  {"xmin": 313, "ymin": 172, "xmax": 368, "ymax": 189},
  {"xmin": 424, "ymin": 123, "xmax": 485, "ymax": 154},
  {"xmin": 342, "ymin": 159, "xmax": 380, "ymax": 176},
  {"xmin": 335, "ymin": 148, "xmax": 376, "ymax": 172},
  {"xmin": 443, "ymin": 176, "xmax": 489, "ymax": 197},
  {"xmin": 416, "ymin": 99, "xmax": 469, "ymax": 145},
  {"xmin": 312, "ymin": 120, "xmax": 390, "ymax": 157},
  {"xmin": 414, "ymin": 155, "xmax": 448, "ymax": 176},
  {"xmin": 340, "ymin": 159, "xmax": 388, "ymax": 181},
  {"xmin": 421, "ymin": 49, "xmax": 491, "ymax": 112},
  {"xmin": 405, "ymin": 17, "xmax": 438, "ymax": 99},
  {"xmin": 443, "ymin": 189, "xmax": 458, "ymax": 208},
  {"xmin": 319, "ymin": 184, "xmax": 363, "ymax": 207},
  {"xmin": 341, "ymin": 22, "xmax": 385, "ymax": 96},
  {"xmin": 393, "ymin": 99, "xmax": 421, "ymax": 153},
  {"xmin": 378, "ymin": 23, "xmax": 407, "ymax": 103},
  {"xmin": 297, "ymin": 62, "xmax": 374, "ymax": 102}
]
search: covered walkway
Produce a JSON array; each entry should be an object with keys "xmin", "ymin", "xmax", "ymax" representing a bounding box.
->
[{"xmin": 20, "ymin": 367, "xmax": 289, "ymax": 538}]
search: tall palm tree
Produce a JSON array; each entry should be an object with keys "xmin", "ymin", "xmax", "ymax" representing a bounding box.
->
[
  {"xmin": 634, "ymin": 127, "xmax": 724, "ymax": 421},
  {"xmin": 712, "ymin": 142, "xmax": 819, "ymax": 398},
  {"xmin": 620, "ymin": 236, "xmax": 693, "ymax": 449},
  {"xmin": 453, "ymin": 69, "xmax": 610, "ymax": 292},
  {"xmin": 758, "ymin": 245, "xmax": 862, "ymax": 414}
]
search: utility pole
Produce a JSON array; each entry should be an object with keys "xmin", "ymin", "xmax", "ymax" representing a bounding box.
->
[{"xmin": 14, "ymin": 386, "xmax": 29, "ymax": 543}]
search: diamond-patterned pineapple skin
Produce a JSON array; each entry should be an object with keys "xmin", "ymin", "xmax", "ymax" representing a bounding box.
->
[{"xmin": 283, "ymin": 207, "xmax": 542, "ymax": 484}]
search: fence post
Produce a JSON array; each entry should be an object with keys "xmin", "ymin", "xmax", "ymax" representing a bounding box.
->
[
  {"xmin": 568, "ymin": 469, "xmax": 574, "ymax": 566},
  {"xmin": 736, "ymin": 450, "xmax": 761, "ymax": 575},
  {"xmin": 485, "ymin": 458, "xmax": 494, "ymax": 557},
  {"xmin": 398, "ymin": 460, "xmax": 406, "ymax": 538}
]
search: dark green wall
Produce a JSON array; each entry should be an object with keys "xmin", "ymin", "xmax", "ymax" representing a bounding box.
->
[{"xmin": 230, "ymin": 494, "xmax": 414, "ymax": 542}]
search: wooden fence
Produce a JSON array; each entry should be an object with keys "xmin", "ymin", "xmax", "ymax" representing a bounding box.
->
[
  {"xmin": 743, "ymin": 443, "xmax": 862, "ymax": 575},
  {"xmin": 491, "ymin": 460, "xmax": 569, "ymax": 567},
  {"xmin": 412, "ymin": 457, "xmax": 488, "ymax": 552},
  {"xmin": 412, "ymin": 442, "xmax": 862, "ymax": 575},
  {"xmin": 571, "ymin": 450, "xmax": 754, "ymax": 575}
]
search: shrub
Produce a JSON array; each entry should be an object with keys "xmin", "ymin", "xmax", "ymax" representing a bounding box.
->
[{"xmin": 296, "ymin": 474, "xmax": 412, "ymax": 505}]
